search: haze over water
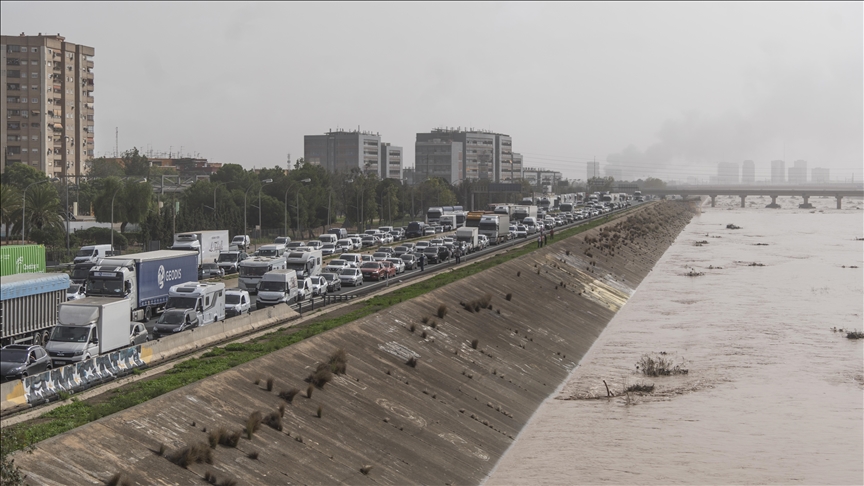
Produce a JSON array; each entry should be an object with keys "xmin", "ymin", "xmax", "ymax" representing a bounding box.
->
[{"xmin": 486, "ymin": 196, "xmax": 864, "ymax": 485}]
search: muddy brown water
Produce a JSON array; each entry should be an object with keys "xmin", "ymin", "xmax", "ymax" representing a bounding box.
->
[{"xmin": 486, "ymin": 196, "xmax": 864, "ymax": 485}]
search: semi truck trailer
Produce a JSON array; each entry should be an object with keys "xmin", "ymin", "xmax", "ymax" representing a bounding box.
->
[
  {"xmin": 0, "ymin": 244, "xmax": 46, "ymax": 276},
  {"xmin": 85, "ymin": 250, "xmax": 198, "ymax": 322},
  {"xmin": 0, "ymin": 272, "xmax": 69, "ymax": 346}
]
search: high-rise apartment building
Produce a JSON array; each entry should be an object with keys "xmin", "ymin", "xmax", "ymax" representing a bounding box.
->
[
  {"xmin": 716, "ymin": 162, "xmax": 739, "ymax": 184},
  {"xmin": 742, "ymin": 160, "xmax": 755, "ymax": 183},
  {"xmin": 415, "ymin": 128, "xmax": 514, "ymax": 184},
  {"xmin": 379, "ymin": 143, "xmax": 402, "ymax": 180},
  {"xmin": 788, "ymin": 159, "xmax": 807, "ymax": 184},
  {"xmin": 811, "ymin": 167, "xmax": 829, "ymax": 183},
  {"xmin": 1, "ymin": 33, "xmax": 95, "ymax": 180},
  {"xmin": 771, "ymin": 160, "xmax": 785, "ymax": 183},
  {"xmin": 304, "ymin": 129, "xmax": 382, "ymax": 177},
  {"xmin": 414, "ymin": 137, "xmax": 463, "ymax": 184}
]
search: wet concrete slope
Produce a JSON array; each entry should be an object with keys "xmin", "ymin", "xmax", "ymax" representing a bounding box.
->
[{"xmin": 15, "ymin": 202, "xmax": 695, "ymax": 485}]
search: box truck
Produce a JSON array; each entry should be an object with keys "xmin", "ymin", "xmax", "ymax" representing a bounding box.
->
[
  {"xmin": 512, "ymin": 205, "xmax": 538, "ymax": 223},
  {"xmin": 45, "ymin": 297, "xmax": 131, "ymax": 367},
  {"xmin": 85, "ymin": 250, "xmax": 198, "ymax": 322},
  {"xmin": 170, "ymin": 230, "xmax": 229, "ymax": 265},
  {"xmin": 455, "ymin": 227, "xmax": 479, "ymax": 253},
  {"xmin": 0, "ymin": 272, "xmax": 69, "ymax": 346},
  {"xmin": 478, "ymin": 214, "xmax": 510, "ymax": 245},
  {"xmin": 0, "ymin": 244, "xmax": 46, "ymax": 276}
]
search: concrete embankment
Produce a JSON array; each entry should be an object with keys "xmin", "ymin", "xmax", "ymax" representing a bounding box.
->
[{"xmin": 13, "ymin": 202, "xmax": 695, "ymax": 485}]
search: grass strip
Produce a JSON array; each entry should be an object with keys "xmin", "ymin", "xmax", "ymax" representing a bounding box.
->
[{"xmin": 1, "ymin": 208, "xmax": 636, "ymax": 455}]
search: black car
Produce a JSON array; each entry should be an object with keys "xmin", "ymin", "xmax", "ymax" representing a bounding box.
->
[
  {"xmin": 320, "ymin": 272, "xmax": 342, "ymax": 292},
  {"xmin": 199, "ymin": 263, "xmax": 224, "ymax": 280},
  {"xmin": 422, "ymin": 245, "xmax": 450, "ymax": 264},
  {"xmin": 1, "ymin": 344, "xmax": 52, "ymax": 381},
  {"xmin": 152, "ymin": 309, "xmax": 200, "ymax": 339}
]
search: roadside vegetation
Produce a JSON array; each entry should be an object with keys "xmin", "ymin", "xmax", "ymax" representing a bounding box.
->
[{"xmin": 0, "ymin": 204, "xmax": 643, "ymax": 460}]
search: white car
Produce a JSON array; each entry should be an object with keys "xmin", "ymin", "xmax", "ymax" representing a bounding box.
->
[
  {"xmin": 232, "ymin": 235, "xmax": 250, "ymax": 249},
  {"xmin": 415, "ymin": 241, "xmax": 431, "ymax": 251},
  {"xmin": 225, "ymin": 289, "xmax": 251, "ymax": 317},
  {"xmin": 67, "ymin": 283, "xmax": 86, "ymax": 301},
  {"xmin": 324, "ymin": 259, "xmax": 352, "ymax": 273},
  {"xmin": 477, "ymin": 234, "xmax": 489, "ymax": 249},
  {"xmin": 307, "ymin": 276, "xmax": 328, "ymax": 297},
  {"xmin": 306, "ymin": 241, "xmax": 324, "ymax": 250},
  {"xmin": 385, "ymin": 257, "xmax": 406, "ymax": 274},
  {"xmin": 514, "ymin": 225, "xmax": 528, "ymax": 238}
]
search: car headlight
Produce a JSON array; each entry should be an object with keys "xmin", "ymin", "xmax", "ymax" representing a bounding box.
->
[{"xmin": 172, "ymin": 326, "xmax": 185, "ymax": 332}]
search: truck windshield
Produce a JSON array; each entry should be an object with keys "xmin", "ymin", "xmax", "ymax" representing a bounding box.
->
[
  {"xmin": 226, "ymin": 294, "xmax": 241, "ymax": 304},
  {"xmin": 286, "ymin": 262, "xmax": 307, "ymax": 271},
  {"xmin": 72, "ymin": 266, "xmax": 92, "ymax": 280},
  {"xmin": 427, "ymin": 209, "xmax": 442, "ymax": 219},
  {"xmin": 258, "ymin": 281, "xmax": 286, "ymax": 292},
  {"xmin": 218, "ymin": 254, "xmax": 237, "ymax": 262},
  {"xmin": 49, "ymin": 326, "xmax": 90, "ymax": 343},
  {"xmin": 167, "ymin": 297, "xmax": 198, "ymax": 309},
  {"xmin": 241, "ymin": 266, "xmax": 269, "ymax": 277},
  {"xmin": 76, "ymin": 249, "xmax": 95, "ymax": 257},
  {"xmin": 87, "ymin": 278, "xmax": 123, "ymax": 295},
  {"xmin": 479, "ymin": 222, "xmax": 498, "ymax": 230},
  {"xmin": 257, "ymin": 249, "xmax": 278, "ymax": 257}
]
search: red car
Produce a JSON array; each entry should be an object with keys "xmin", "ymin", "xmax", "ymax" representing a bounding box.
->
[
  {"xmin": 380, "ymin": 261, "xmax": 397, "ymax": 278},
  {"xmin": 360, "ymin": 262, "xmax": 387, "ymax": 281}
]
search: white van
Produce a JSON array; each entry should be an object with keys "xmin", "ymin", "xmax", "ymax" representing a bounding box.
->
[
  {"xmin": 522, "ymin": 217, "xmax": 538, "ymax": 234},
  {"xmin": 167, "ymin": 281, "xmax": 226, "ymax": 325},
  {"xmin": 318, "ymin": 234, "xmax": 338, "ymax": 245},
  {"xmin": 341, "ymin": 253, "xmax": 362, "ymax": 268},
  {"xmin": 256, "ymin": 269, "xmax": 299, "ymax": 309},
  {"xmin": 73, "ymin": 244, "xmax": 113, "ymax": 264}
]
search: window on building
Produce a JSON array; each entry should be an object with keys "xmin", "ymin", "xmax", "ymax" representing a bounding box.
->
[
  {"xmin": 31, "ymin": 85, "xmax": 37, "ymax": 90},
  {"xmin": 31, "ymin": 72, "xmax": 38, "ymax": 78},
  {"xmin": 31, "ymin": 60, "xmax": 38, "ymax": 65},
  {"xmin": 31, "ymin": 48, "xmax": 38, "ymax": 53},
  {"xmin": 32, "ymin": 98, "xmax": 38, "ymax": 103},
  {"xmin": 32, "ymin": 135, "xmax": 39, "ymax": 141}
]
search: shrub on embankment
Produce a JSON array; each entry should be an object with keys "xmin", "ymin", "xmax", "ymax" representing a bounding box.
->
[{"xmin": 7, "ymin": 202, "xmax": 696, "ymax": 484}]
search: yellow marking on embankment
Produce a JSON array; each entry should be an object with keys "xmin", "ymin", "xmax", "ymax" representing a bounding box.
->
[{"xmin": 4, "ymin": 381, "xmax": 27, "ymax": 407}]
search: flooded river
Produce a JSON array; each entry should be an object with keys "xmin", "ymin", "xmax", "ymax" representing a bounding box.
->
[{"xmin": 486, "ymin": 196, "xmax": 864, "ymax": 485}]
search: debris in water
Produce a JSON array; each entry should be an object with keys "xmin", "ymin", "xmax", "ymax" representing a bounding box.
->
[{"xmin": 726, "ymin": 224, "xmax": 741, "ymax": 229}]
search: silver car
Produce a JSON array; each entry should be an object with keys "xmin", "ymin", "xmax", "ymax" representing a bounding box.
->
[{"xmin": 338, "ymin": 268, "xmax": 363, "ymax": 286}]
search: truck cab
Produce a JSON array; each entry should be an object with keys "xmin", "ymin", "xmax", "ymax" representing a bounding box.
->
[
  {"xmin": 217, "ymin": 250, "xmax": 248, "ymax": 274},
  {"xmin": 46, "ymin": 297, "xmax": 131, "ymax": 367},
  {"xmin": 166, "ymin": 281, "xmax": 226, "ymax": 325},
  {"xmin": 239, "ymin": 256, "xmax": 287, "ymax": 294}
]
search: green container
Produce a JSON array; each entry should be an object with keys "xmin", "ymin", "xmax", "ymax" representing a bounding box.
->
[{"xmin": 0, "ymin": 244, "xmax": 46, "ymax": 276}]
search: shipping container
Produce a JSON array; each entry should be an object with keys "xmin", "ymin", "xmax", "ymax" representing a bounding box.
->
[{"xmin": 0, "ymin": 244, "xmax": 46, "ymax": 276}]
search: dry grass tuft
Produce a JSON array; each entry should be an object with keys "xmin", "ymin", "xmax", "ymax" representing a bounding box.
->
[
  {"xmin": 166, "ymin": 442, "xmax": 213, "ymax": 468},
  {"xmin": 306, "ymin": 385, "xmax": 314, "ymax": 398},
  {"xmin": 360, "ymin": 465, "xmax": 374, "ymax": 475},
  {"xmin": 471, "ymin": 339, "xmax": 479, "ymax": 349},
  {"xmin": 505, "ymin": 293, "xmax": 512, "ymax": 301},
  {"xmin": 266, "ymin": 377, "xmax": 274, "ymax": 391},
  {"xmin": 625, "ymin": 382, "xmax": 655, "ymax": 393},
  {"xmin": 517, "ymin": 271, "xmax": 521, "ymax": 277},
  {"xmin": 263, "ymin": 410, "xmax": 283, "ymax": 431},
  {"xmin": 157, "ymin": 443, "xmax": 166, "ymax": 456},
  {"xmin": 105, "ymin": 472, "xmax": 131, "ymax": 486},
  {"xmin": 247, "ymin": 451, "xmax": 259, "ymax": 460},
  {"xmin": 846, "ymin": 330, "xmax": 864, "ymax": 339},
  {"xmin": 637, "ymin": 354, "xmax": 688, "ymax": 376},
  {"xmin": 279, "ymin": 388, "xmax": 300, "ymax": 403},
  {"xmin": 253, "ymin": 378, "xmax": 260, "ymax": 385},
  {"xmin": 406, "ymin": 356, "xmax": 418, "ymax": 368},
  {"xmin": 409, "ymin": 323, "xmax": 416, "ymax": 332},
  {"xmin": 317, "ymin": 405, "xmax": 323, "ymax": 418},
  {"xmin": 421, "ymin": 330, "xmax": 428, "ymax": 339},
  {"xmin": 437, "ymin": 304, "xmax": 448, "ymax": 318},
  {"xmin": 329, "ymin": 348, "xmax": 349, "ymax": 374},
  {"xmin": 278, "ymin": 404, "xmax": 285, "ymax": 417},
  {"xmin": 245, "ymin": 411, "xmax": 263, "ymax": 439},
  {"xmin": 421, "ymin": 316, "xmax": 429, "ymax": 324},
  {"xmin": 430, "ymin": 320, "xmax": 438, "ymax": 329},
  {"xmin": 306, "ymin": 362, "xmax": 334, "ymax": 388}
]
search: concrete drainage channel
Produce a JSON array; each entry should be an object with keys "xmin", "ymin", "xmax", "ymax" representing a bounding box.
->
[{"xmin": 0, "ymin": 204, "xmax": 646, "ymax": 424}]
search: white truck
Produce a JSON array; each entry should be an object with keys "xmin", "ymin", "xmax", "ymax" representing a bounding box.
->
[
  {"xmin": 72, "ymin": 244, "xmax": 113, "ymax": 264},
  {"xmin": 438, "ymin": 214, "xmax": 457, "ymax": 232},
  {"xmin": 171, "ymin": 230, "xmax": 229, "ymax": 266},
  {"xmin": 166, "ymin": 281, "xmax": 226, "ymax": 325},
  {"xmin": 86, "ymin": 250, "xmax": 198, "ymax": 322},
  {"xmin": 255, "ymin": 269, "xmax": 299, "ymax": 309},
  {"xmin": 478, "ymin": 214, "xmax": 510, "ymax": 245},
  {"xmin": 455, "ymin": 227, "xmax": 479, "ymax": 253},
  {"xmin": 512, "ymin": 205, "xmax": 538, "ymax": 223},
  {"xmin": 239, "ymin": 255, "xmax": 287, "ymax": 294},
  {"xmin": 285, "ymin": 250, "xmax": 322, "ymax": 279},
  {"xmin": 45, "ymin": 297, "xmax": 131, "ymax": 367}
]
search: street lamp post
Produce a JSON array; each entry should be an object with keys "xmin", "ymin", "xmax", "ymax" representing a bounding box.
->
[
  {"xmin": 213, "ymin": 181, "xmax": 227, "ymax": 214},
  {"xmin": 244, "ymin": 179, "xmax": 272, "ymax": 242},
  {"xmin": 284, "ymin": 178, "xmax": 311, "ymax": 238},
  {"xmin": 112, "ymin": 178, "xmax": 147, "ymax": 251},
  {"xmin": 21, "ymin": 178, "xmax": 55, "ymax": 245},
  {"xmin": 346, "ymin": 178, "xmax": 365, "ymax": 233}
]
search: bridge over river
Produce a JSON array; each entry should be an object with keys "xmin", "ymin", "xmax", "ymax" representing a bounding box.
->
[{"xmin": 642, "ymin": 184, "xmax": 864, "ymax": 209}]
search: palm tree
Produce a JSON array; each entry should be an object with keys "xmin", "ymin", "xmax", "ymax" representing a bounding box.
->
[
  {"xmin": 0, "ymin": 183, "xmax": 21, "ymax": 242},
  {"xmin": 24, "ymin": 183, "xmax": 64, "ymax": 238}
]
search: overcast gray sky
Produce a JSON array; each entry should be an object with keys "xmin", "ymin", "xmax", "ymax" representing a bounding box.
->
[{"xmin": 3, "ymin": 2, "xmax": 861, "ymax": 182}]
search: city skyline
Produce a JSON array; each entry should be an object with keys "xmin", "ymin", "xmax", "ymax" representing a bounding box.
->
[{"xmin": 2, "ymin": 2, "xmax": 860, "ymax": 182}]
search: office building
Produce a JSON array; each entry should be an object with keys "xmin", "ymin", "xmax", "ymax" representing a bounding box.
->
[
  {"xmin": 379, "ymin": 143, "xmax": 402, "ymax": 180},
  {"xmin": 1, "ymin": 33, "xmax": 95, "ymax": 180},
  {"xmin": 523, "ymin": 167, "xmax": 562, "ymax": 190},
  {"xmin": 304, "ymin": 129, "xmax": 382, "ymax": 177},
  {"xmin": 716, "ymin": 162, "xmax": 739, "ymax": 184},
  {"xmin": 811, "ymin": 167, "xmax": 829, "ymax": 183},
  {"xmin": 415, "ymin": 128, "xmax": 515, "ymax": 184},
  {"xmin": 742, "ymin": 160, "xmax": 755, "ymax": 183},
  {"xmin": 771, "ymin": 160, "xmax": 785, "ymax": 183},
  {"xmin": 414, "ymin": 137, "xmax": 463, "ymax": 184},
  {"xmin": 788, "ymin": 159, "xmax": 807, "ymax": 184}
]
